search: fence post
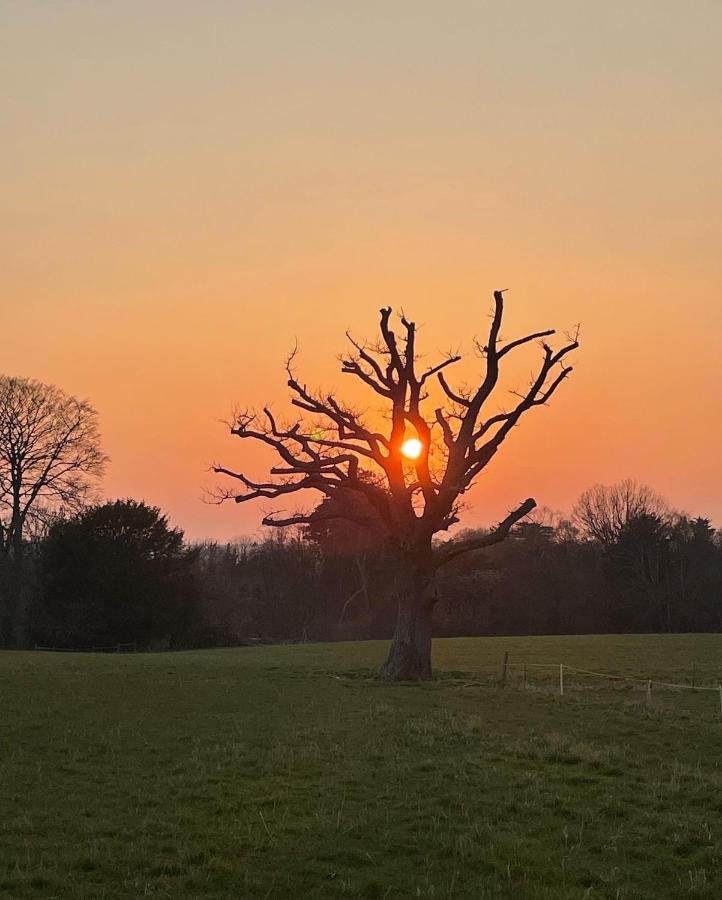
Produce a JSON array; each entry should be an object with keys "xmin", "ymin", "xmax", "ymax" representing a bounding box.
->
[
  {"xmin": 500, "ymin": 651, "xmax": 509, "ymax": 689},
  {"xmin": 559, "ymin": 663, "xmax": 564, "ymax": 697},
  {"xmin": 646, "ymin": 679, "xmax": 652, "ymax": 707}
]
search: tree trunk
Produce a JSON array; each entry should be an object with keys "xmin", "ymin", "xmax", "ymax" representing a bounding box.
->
[
  {"xmin": 6, "ymin": 514, "xmax": 28, "ymax": 647},
  {"xmin": 380, "ymin": 547, "xmax": 436, "ymax": 681},
  {"xmin": 0, "ymin": 552, "xmax": 12, "ymax": 648}
]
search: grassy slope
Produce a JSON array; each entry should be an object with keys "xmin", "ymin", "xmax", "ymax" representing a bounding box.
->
[{"xmin": 2, "ymin": 635, "xmax": 721, "ymax": 899}]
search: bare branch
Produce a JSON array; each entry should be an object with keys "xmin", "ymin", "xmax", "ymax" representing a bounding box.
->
[
  {"xmin": 379, "ymin": 307, "xmax": 404, "ymax": 379},
  {"xmin": 419, "ymin": 354, "xmax": 462, "ymax": 386},
  {"xmin": 0, "ymin": 377, "xmax": 106, "ymax": 552},
  {"xmin": 434, "ymin": 498, "xmax": 537, "ymax": 568},
  {"xmin": 345, "ymin": 332, "xmax": 391, "ymax": 387},
  {"xmin": 216, "ymin": 292, "xmax": 578, "ymax": 578},
  {"xmin": 498, "ymin": 329, "xmax": 556, "ymax": 357},
  {"xmin": 263, "ymin": 508, "xmax": 380, "ymax": 529},
  {"xmin": 437, "ymin": 371, "xmax": 471, "ymax": 407},
  {"xmin": 434, "ymin": 408, "xmax": 455, "ymax": 449},
  {"xmin": 340, "ymin": 358, "xmax": 393, "ymax": 397}
]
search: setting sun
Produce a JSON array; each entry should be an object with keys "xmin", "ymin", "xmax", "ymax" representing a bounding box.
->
[{"xmin": 401, "ymin": 437, "xmax": 423, "ymax": 460}]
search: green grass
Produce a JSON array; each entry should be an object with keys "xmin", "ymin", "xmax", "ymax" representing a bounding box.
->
[{"xmin": 2, "ymin": 634, "xmax": 722, "ymax": 899}]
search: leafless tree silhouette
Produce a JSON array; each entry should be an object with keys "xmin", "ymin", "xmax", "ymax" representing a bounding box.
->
[
  {"xmin": 215, "ymin": 291, "xmax": 579, "ymax": 679},
  {"xmin": 0, "ymin": 376, "xmax": 107, "ymax": 558},
  {"xmin": 573, "ymin": 480, "xmax": 668, "ymax": 546}
]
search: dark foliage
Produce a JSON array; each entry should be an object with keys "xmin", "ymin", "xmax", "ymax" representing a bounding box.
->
[
  {"xmin": 188, "ymin": 507, "xmax": 722, "ymax": 647},
  {"xmin": 33, "ymin": 500, "xmax": 199, "ymax": 649},
  {"xmin": 4, "ymin": 490, "xmax": 721, "ymax": 651}
]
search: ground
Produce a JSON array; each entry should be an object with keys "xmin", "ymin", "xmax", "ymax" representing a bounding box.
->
[{"xmin": 2, "ymin": 634, "xmax": 721, "ymax": 899}]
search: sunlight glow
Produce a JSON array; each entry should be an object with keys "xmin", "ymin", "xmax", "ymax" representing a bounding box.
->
[{"xmin": 401, "ymin": 437, "xmax": 423, "ymax": 460}]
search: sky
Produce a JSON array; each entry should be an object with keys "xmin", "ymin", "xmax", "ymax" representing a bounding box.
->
[{"xmin": 3, "ymin": 1, "xmax": 721, "ymax": 540}]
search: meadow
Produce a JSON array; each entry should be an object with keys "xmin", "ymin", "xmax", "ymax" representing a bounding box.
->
[{"xmin": 2, "ymin": 634, "xmax": 721, "ymax": 899}]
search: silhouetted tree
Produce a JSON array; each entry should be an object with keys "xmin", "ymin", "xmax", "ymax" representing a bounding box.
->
[
  {"xmin": 0, "ymin": 376, "xmax": 106, "ymax": 645},
  {"xmin": 0, "ymin": 376, "xmax": 106, "ymax": 556},
  {"xmin": 190, "ymin": 499, "xmax": 721, "ymax": 647},
  {"xmin": 215, "ymin": 292, "xmax": 579, "ymax": 679},
  {"xmin": 37, "ymin": 500, "xmax": 197, "ymax": 648},
  {"xmin": 605, "ymin": 513, "xmax": 673, "ymax": 631},
  {"xmin": 191, "ymin": 541, "xmax": 256, "ymax": 645},
  {"xmin": 573, "ymin": 480, "xmax": 667, "ymax": 546},
  {"xmin": 669, "ymin": 517, "xmax": 722, "ymax": 630}
]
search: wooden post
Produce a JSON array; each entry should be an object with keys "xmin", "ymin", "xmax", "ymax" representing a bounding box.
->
[
  {"xmin": 559, "ymin": 663, "xmax": 564, "ymax": 697},
  {"xmin": 646, "ymin": 679, "xmax": 652, "ymax": 707},
  {"xmin": 500, "ymin": 651, "xmax": 509, "ymax": 689}
]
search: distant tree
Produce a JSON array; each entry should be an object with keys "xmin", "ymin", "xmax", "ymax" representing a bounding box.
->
[
  {"xmin": 573, "ymin": 480, "xmax": 667, "ymax": 546},
  {"xmin": 191, "ymin": 541, "xmax": 255, "ymax": 645},
  {"xmin": 186, "ymin": 492, "xmax": 720, "ymax": 647},
  {"xmin": 38, "ymin": 500, "xmax": 198, "ymax": 648},
  {"xmin": 0, "ymin": 376, "xmax": 106, "ymax": 558},
  {"xmin": 305, "ymin": 485, "xmax": 388, "ymax": 556},
  {"xmin": 606, "ymin": 513, "xmax": 673, "ymax": 631},
  {"xmin": 0, "ymin": 376, "xmax": 106, "ymax": 645},
  {"xmin": 664, "ymin": 516, "xmax": 721, "ymax": 631},
  {"xmin": 304, "ymin": 487, "xmax": 391, "ymax": 630},
  {"xmin": 215, "ymin": 291, "xmax": 579, "ymax": 679}
]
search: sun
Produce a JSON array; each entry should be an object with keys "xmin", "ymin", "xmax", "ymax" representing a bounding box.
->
[{"xmin": 400, "ymin": 437, "xmax": 423, "ymax": 460}]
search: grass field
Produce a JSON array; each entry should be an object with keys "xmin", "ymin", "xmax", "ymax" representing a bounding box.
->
[{"xmin": 2, "ymin": 635, "xmax": 722, "ymax": 899}]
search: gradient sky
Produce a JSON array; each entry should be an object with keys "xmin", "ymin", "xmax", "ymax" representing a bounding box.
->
[{"xmin": 3, "ymin": 1, "xmax": 721, "ymax": 540}]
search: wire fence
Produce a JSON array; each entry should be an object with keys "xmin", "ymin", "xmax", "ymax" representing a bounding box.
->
[{"xmin": 497, "ymin": 653, "xmax": 722, "ymax": 720}]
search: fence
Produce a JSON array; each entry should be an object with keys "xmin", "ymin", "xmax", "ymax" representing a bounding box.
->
[
  {"xmin": 33, "ymin": 642, "xmax": 137, "ymax": 653},
  {"xmin": 497, "ymin": 651, "xmax": 722, "ymax": 720}
]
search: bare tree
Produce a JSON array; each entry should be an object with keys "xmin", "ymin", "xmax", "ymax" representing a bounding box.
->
[
  {"xmin": 0, "ymin": 376, "xmax": 107, "ymax": 558},
  {"xmin": 214, "ymin": 291, "xmax": 579, "ymax": 679},
  {"xmin": 572, "ymin": 480, "xmax": 667, "ymax": 546}
]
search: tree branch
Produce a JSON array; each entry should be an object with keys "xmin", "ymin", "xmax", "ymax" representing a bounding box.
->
[
  {"xmin": 434, "ymin": 498, "xmax": 537, "ymax": 568},
  {"xmin": 498, "ymin": 329, "xmax": 556, "ymax": 357},
  {"xmin": 216, "ymin": 294, "xmax": 578, "ymax": 556}
]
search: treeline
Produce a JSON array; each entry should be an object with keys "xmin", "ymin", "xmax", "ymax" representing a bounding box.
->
[
  {"xmin": 195, "ymin": 505, "xmax": 722, "ymax": 643},
  {"xmin": 2, "ymin": 483, "xmax": 721, "ymax": 650}
]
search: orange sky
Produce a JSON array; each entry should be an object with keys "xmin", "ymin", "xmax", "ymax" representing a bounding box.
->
[{"xmin": 3, "ymin": 1, "xmax": 722, "ymax": 540}]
